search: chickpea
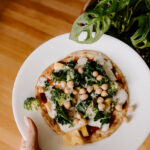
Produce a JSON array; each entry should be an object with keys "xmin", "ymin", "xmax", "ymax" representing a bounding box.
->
[
  {"xmin": 128, "ymin": 106, "xmax": 135, "ymax": 113},
  {"xmin": 93, "ymin": 84, "xmax": 99, "ymax": 90},
  {"xmin": 98, "ymin": 103, "xmax": 105, "ymax": 111},
  {"xmin": 63, "ymin": 101, "xmax": 71, "ymax": 109},
  {"xmin": 96, "ymin": 75, "xmax": 103, "ymax": 81},
  {"xmin": 64, "ymin": 87, "xmax": 71, "ymax": 94},
  {"xmin": 97, "ymin": 97, "xmax": 104, "ymax": 103},
  {"xmin": 74, "ymin": 65, "xmax": 79, "ymax": 70},
  {"xmin": 78, "ymin": 67, "xmax": 84, "ymax": 74},
  {"xmin": 95, "ymin": 88, "xmax": 102, "ymax": 95},
  {"xmin": 79, "ymin": 88, "xmax": 86, "ymax": 94},
  {"xmin": 80, "ymin": 94, "xmax": 88, "ymax": 100},
  {"xmin": 72, "ymin": 98, "xmax": 77, "ymax": 104},
  {"xmin": 73, "ymin": 118, "xmax": 79, "ymax": 125},
  {"xmin": 115, "ymin": 104, "xmax": 122, "ymax": 111},
  {"xmin": 76, "ymin": 87, "xmax": 81, "ymax": 91},
  {"xmin": 105, "ymin": 98, "xmax": 112, "ymax": 106},
  {"xmin": 68, "ymin": 110, "xmax": 74, "ymax": 117},
  {"xmin": 87, "ymin": 86, "xmax": 93, "ymax": 93},
  {"xmin": 79, "ymin": 118, "xmax": 87, "ymax": 126},
  {"xmin": 76, "ymin": 112, "xmax": 82, "ymax": 119},
  {"xmin": 67, "ymin": 81, "xmax": 74, "ymax": 88},
  {"xmin": 60, "ymin": 81, "xmax": 67, "ymax": 88},
  {"xmin": 72, "ymin": 90, "xmax": 78, "ymax": 95},
  {"xmin": 123, "ymin": 116, "xmax": 129, "ymax": 123},
  {"xmin": 92, "ymin": 71, "xmax": 98, "ymax": 77},
  {"xmin": 101, "ymin": 84, "xmax": 108, "ymax": 90},
  {"xmin": 101, "ymin": 91, "xmax": 108, "ymax": 97}
]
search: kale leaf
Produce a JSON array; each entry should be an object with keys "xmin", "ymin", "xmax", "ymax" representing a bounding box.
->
[
  {"xmin": 83, "ymin": 61, "xmax": 109, "ymax": 86},
  {"xmin": 73, "ymin": 70, "xmax": 85, "ymax": 87},
  {"xmin": 84, "ymin": 61, "xmax": 105, "ymax": 76},
  {"xmin": 52, "ymin": 70, "xmax": 67, "ymax": 82},
  {"xmin": 50, "ymin": 88, "xmax": 66, "ymax": 105},
  {"xmin": 55, "ymin": 106, "xmax": 72, "ymax": 125},
  {"xmin": 76, "ymin": 99, "xmax": 91, "ymax": 114},
  {"xmin": 94, "ymin": 111, "xmax": 104, "ymax": 121},
  {"xmin": 107, "ymin": 81, "xmax": 118, "ymax": 97},
  {"xmin": 66, "ymin": 60, "xmax": 76, "ymax": 68},
  {"xmin": 100, "ymin": 112, "xmax": 111, "ymax": 125},
  {"xmin": 76, "ymin": 101, "xmax": 87, "ymax": 114},
  {"xmin": 94, "ymin": 111, "xmax": 111, "ymax": 125},
  {"xmin": 44, "ymin": 80, "xmax": 50, "ymax": 88}
]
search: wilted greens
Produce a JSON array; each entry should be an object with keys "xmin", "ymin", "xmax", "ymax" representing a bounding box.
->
[
  {"xmin": 55, "ymin": 105, "xmax": 72, "ymax": 125},
  {"xmin": 70, "ymin": 0, "xmax": 150, "ymax": 50}
]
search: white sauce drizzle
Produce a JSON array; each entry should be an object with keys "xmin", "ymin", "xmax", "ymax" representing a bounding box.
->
[
  {"xmin": 48, "ymin": 101, "xmax": 57, "ymax": 118},
  {"xmin": 77, "ymin": 57, "xmax": 88, "ymax": 66},
  {"xmin": 45, "ymin": 87, "xmax": 57, "ymax": 118},
  {"xmin": 88, "ymin": 120, "xmax": 102, "ymax": 128},
  {"xmin": 113, "ymin": 89, "xmax": 128, "ymax": 105},
  {"xmin": 101, "ymin": 123, "xmax": 110, "ymax": 132},
  {"xmin": 103, "ymin": 60, "xmax": 116, "ymax": 81},
  {"xmin": 37, "ymin": 77, "xmax": 47, "ymax": 87},
  {"xmin": 94, "ymin": 55, "xmax": 105, "ymax": 65},
  {"xmin": 58, "ymin": 123, "xmax": 83, "ymax": 132}
]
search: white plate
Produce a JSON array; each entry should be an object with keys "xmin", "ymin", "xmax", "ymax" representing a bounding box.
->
[{"xmin": 12, "ymin": 33, "xmax": 150, "ymax": 150}]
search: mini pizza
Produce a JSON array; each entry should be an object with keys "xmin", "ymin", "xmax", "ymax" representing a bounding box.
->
[{"xmin": 35, "ymin": 50, "xmax": 129, "ymax": 145}]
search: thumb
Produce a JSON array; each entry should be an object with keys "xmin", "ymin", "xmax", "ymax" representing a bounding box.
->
[{"xmin": 24, "ymin": 117, "xmax": 39, "ymax": 148}]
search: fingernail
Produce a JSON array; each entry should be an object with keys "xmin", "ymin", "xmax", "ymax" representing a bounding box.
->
[{"xmin": 24, "ymin": 116, "xmax": 29, "ymax": 127}]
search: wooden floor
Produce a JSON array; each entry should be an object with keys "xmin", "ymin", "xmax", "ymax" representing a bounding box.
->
[{"xmin": 0, "ymin": 0, "xmax": 149, "ymax": 149}]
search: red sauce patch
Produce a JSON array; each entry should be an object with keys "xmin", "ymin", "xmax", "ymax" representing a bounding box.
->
[
  {"xmin": 87, "ymin": 125, "xmax": 99, "ymax": 135},
  {"xmin": 40, "ymin": 93, "xmax": 47, "ymax": 103}
]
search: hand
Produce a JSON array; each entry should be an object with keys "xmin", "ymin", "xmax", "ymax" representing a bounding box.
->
[{"xmin": 20, "ymin": 117, "xmax": 41, "ymax": 150}]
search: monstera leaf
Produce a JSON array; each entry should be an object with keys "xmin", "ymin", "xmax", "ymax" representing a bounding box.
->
[
  {"xmin": 131, "ymin": 13, "xmax": 150, "ymax": 49},
  {"xmin": 70, "ymin": 11, "xmax": 110, "ymax": 44}
]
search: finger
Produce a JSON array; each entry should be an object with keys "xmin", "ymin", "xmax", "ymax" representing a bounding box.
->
[
  {"xmin": 24, "ymin": 117, "xmax": 39, "ymax": 146},
  {"xmin": 25, "ymin": 117, "xmax": 38, "ymax": 135},
  {"xmin": 20, "ymin": 138, "xmax": 26, "ymax": 150}
]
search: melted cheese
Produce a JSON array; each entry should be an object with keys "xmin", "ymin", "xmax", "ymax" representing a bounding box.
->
[
  {"xmin": 49, "ymin": 102, "xmax": 56, "ymax": 118},
  {"xmin": 103, "ymin": 60, "xmax": 116, "ymax": 81},
  {"xmin": 113, "ymin": 89, "xmax": 128, "ymax": 105},
  {"xmin": 45, "ymin": 88, "xmax": 57, "ymax": 118},
  {"xmin": 94, "ymin": 55, "xmax": 105, "ymax": 65},
  {"xmin": 77, "ymin": 57, "xmax": 88, "ymax": 66},
  {"xmin": 88, "ymin": 120, "xmax": 101, "ymax": 128},
  {"xmin": 101, "ymin": 123, "xmax": 110, "ymax": 132},
  {"xmin": 54, "ymin": 62, "xmax": 65, "ymax": 71}
]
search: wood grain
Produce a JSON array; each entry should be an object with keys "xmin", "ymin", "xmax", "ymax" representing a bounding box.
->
[{"xmin": 0, "ymin": 0, "xmax": 149, "ymax": 149}]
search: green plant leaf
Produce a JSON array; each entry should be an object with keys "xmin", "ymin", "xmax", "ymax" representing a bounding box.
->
[
  {"xmin": 69, "ymin": 11, "xmax": 110, "ymax": 44},
  {"xmin": 95, "ymin": 0, "xmax": 129, "ymax": 15},
  {"xmin": 145, "ymin": 0, "xmax": 150, "ymax": 10},
  {"xmin": 131, "ymin": 13, "xmax": 150, "ymax": 49}
]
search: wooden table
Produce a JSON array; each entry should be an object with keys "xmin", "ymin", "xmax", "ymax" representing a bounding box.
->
[{"xmin": 0, "ymin": 0, "xmax": 149, "ymax": 149}]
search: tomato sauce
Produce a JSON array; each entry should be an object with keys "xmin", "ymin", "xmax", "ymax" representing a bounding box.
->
[{"xmin": 40, "ymin": 93, "xmax": 47, "ymax": 103}]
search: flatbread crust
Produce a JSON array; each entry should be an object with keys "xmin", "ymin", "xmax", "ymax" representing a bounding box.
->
[{"xmin": 35, "ymin": 50, "xmax": 129, "ymax": 145}]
